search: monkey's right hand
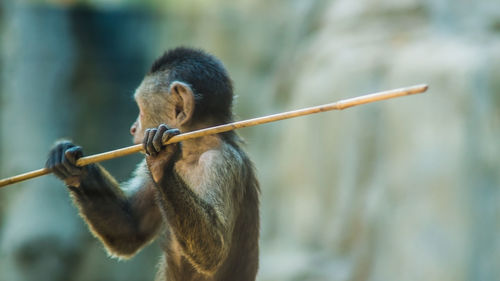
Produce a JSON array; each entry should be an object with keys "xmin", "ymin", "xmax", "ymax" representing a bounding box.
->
[{"xmin": 45, "ymin": 141, "xmax": 86, "ymax": 187}]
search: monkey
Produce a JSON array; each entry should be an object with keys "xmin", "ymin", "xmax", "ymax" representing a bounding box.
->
[{"xmin": 45, "ymin": 47, "xmax": 260, "ymax": 281}]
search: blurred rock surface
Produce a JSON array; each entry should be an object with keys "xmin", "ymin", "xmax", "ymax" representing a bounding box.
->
[{"xmin": 1, "ymin": 0, "xmax": 499, "ymax": 280}]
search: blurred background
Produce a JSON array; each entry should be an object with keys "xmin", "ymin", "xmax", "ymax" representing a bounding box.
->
[{"xmin": 0, "ymin": 0, "xmax": 499, "ymax": 280}]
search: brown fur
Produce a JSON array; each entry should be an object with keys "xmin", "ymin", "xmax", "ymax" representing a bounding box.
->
[{"xmin": 53, "ymin": 58, "xmax": 260, "ymax": 280}]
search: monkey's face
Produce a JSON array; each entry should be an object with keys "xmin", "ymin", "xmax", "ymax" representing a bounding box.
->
[
  {"xmin": 130, "ymin": 98, "xmax": 173, "ymax": 145},
  {"xmin": 130, "ymin": 110, "xmax": 144, "ymax": 145},
  {"xmin": 131, "ymin": 76, "xmax": 177, "ymax": 145}
]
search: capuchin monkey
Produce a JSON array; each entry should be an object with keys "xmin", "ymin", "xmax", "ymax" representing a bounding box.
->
[{"xmin": 45, "ymin": 47, "xmax": 260, "ymax": 281}]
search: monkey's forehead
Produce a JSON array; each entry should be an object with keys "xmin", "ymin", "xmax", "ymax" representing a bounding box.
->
[{"xmin": 134, "ymin": 73, "xmax": 170, "ymax": 99}]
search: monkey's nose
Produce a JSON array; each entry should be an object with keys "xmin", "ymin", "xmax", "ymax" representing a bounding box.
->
[{"xmin": 130, "ymin": 125, "xmax": 137, "ymax": 136}]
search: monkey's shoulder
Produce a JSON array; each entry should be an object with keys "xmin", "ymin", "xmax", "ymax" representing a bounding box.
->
[
  {"xmin": 201, "ymin": 142, "xmax": 246, "ymax": 169},
  {"xmin": 176, "ymin": 142, "xmax": 246, "ymax": 180}
]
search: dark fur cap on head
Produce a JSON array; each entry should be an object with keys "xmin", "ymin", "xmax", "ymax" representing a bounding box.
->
[{"xmin": 148, "ymin": 47, "xmax": 234, "ymax": 123}]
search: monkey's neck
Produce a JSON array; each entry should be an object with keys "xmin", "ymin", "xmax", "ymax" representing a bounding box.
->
[{"xmin": 179, "ymin": 135, "xmax": 222, "ymax": 164}]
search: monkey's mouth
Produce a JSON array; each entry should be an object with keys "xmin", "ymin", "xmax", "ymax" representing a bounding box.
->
[{"xmin": 132, "ymin": 137, "xmax": 142, "ymax": 146}]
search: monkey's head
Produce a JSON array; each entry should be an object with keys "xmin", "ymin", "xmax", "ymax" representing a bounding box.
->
[{"xmin": 130, "ymin": 47, "xmax": 234, "ymax": 144}]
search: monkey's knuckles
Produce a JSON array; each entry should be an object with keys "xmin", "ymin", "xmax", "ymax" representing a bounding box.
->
[
  {"xmin": 53, "ymin": 140, "xmax": 76, "ymax": 152},
  {"xmin": 161, "ymin": 129, "xmax": 180, "ymax": 145}
]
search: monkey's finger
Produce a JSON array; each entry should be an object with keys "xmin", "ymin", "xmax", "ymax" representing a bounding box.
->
[
  {"xmin": 55, "ymin": 140, "xmax": 74, "ymax": 150},
  {"xmin": 65, "ymin": 146, "xmax": 83, "ymax": 164},
  {"xmin": 51, "ymin": 148, "xmax": 71, "ymax": 179},
  {"xmin": 63, "ymin": 147, "xmax": 83, "ymax": 176},
  {"xmin": 147, "ymin": 128, "xmax": 158, "ymax": 156},
  {"xmin": 46, "ymin": 141, "xmax": 74, "ymax": 179},
  {"xmin": 45, "ymin": 147, "xmax": 58, "ymax": 169},
  {"xmin": 164, "ymin": 128, "xmax": 181, "ymax": 142},
  {"xmin": 153, "ymin": 125, "xmax": 168, "ymax": 153},
  {"xmin": 59, "ymin": 148, "xmax": 76, "ymax": 177},
  {"xmin": 143, "ymin": 129, "xmax": 152, "ymax": 155}
]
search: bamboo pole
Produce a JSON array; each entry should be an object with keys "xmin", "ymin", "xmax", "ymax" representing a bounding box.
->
[{"xmin": 0, "ymin": 84, "xmax": 428, "ymax": 188}]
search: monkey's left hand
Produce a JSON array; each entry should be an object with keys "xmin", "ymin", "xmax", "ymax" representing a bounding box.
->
[{"xmin": 143, "ymin": 124, "xmax": 181, "ymax": 183}]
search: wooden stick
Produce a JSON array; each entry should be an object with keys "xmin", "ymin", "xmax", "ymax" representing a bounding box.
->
[{"xmin": 0, "ymin": 84, "xmax": 428, "ymax": 188}]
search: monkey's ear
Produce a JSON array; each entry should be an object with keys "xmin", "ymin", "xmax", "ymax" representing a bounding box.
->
[{"xmin": 169, "ymin": 81, "xmax": 195, "ymax": 126}]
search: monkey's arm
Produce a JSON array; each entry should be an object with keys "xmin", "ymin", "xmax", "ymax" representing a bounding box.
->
[
  {"xmin": 155, "ymin": 147, "xmax": 242, "ymax": 274},
  {"xmin": 70, "ymin": 161, "xmax": 162, "ymax": 258},
  {"xmin": 47, "ymin": 141, "xmax": 162, "ymax": 258}
]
